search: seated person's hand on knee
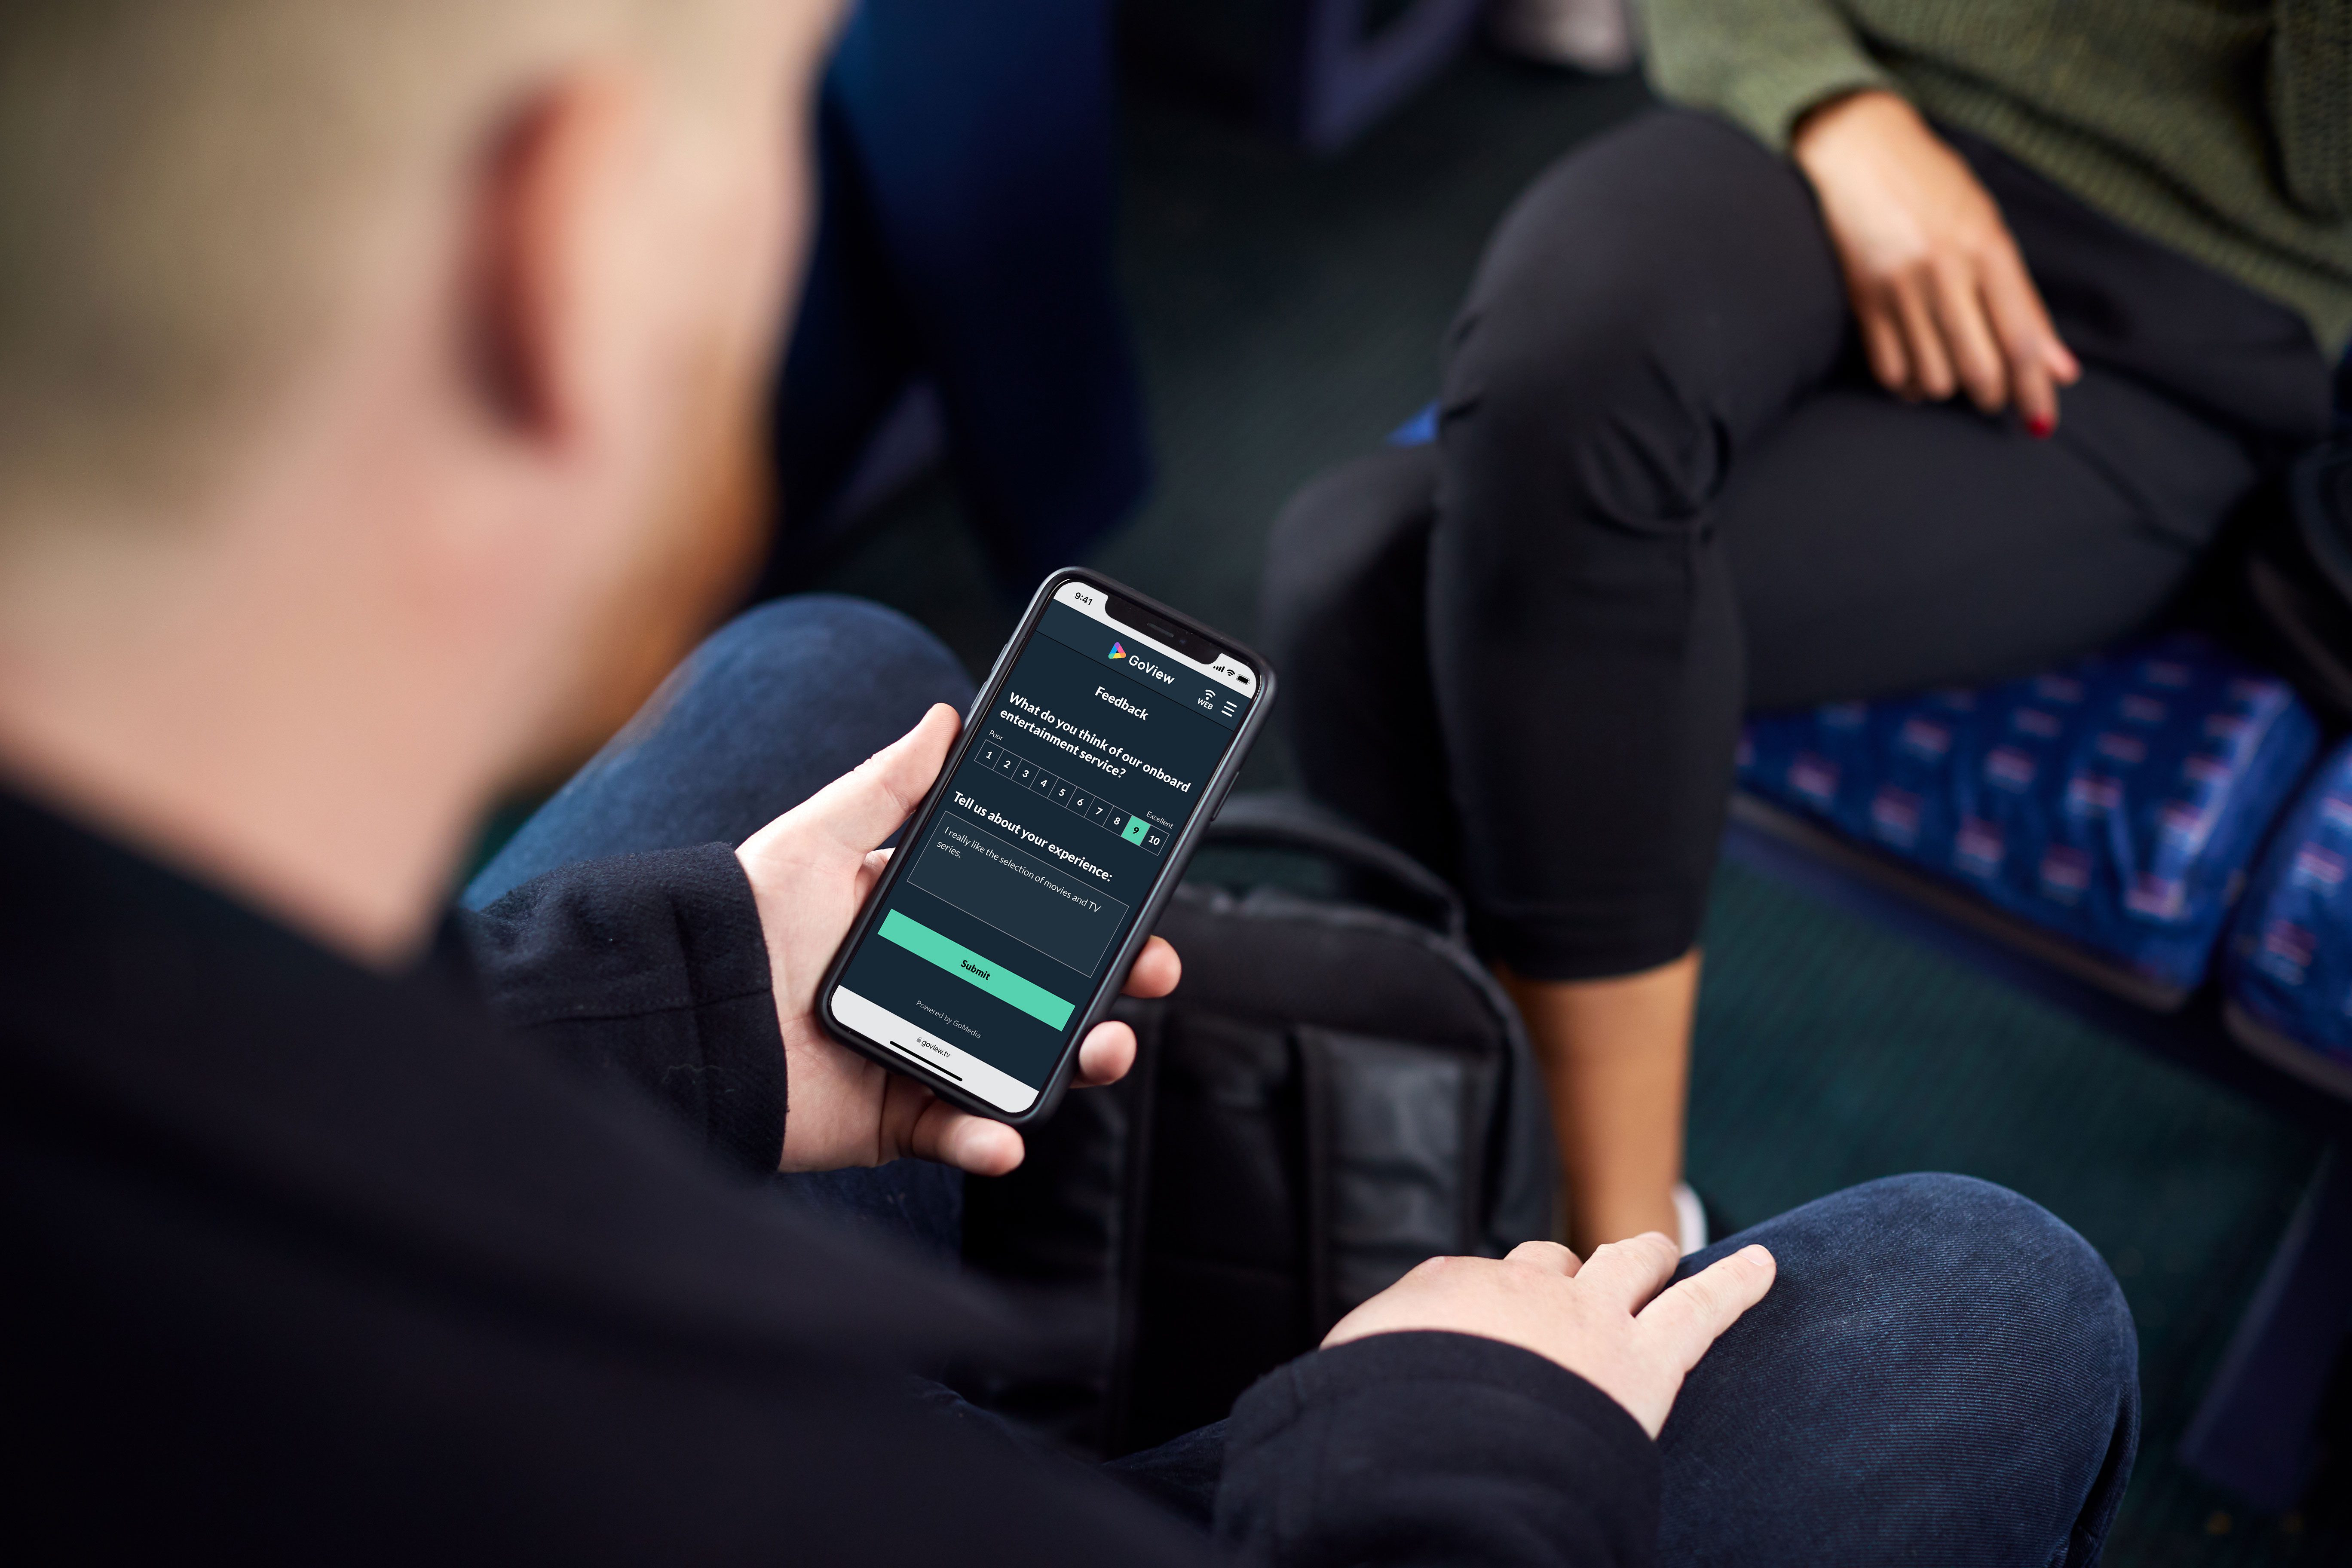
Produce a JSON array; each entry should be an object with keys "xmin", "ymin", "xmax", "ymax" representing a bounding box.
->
[
  {"xmin": 734, "ymin": 703, "xmax": 1179, "ymax": 1178},
  {"xmin": 1321, "ymin": 1234, "xmax": 1776, "ymax": 1438},
  {"xmin": 1792, "ymin": 89, "xmax": 2081, "ymax": 435}
]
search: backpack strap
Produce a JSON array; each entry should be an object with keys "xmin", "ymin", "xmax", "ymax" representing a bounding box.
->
[{"xmin": 1202, "ymin": 793, "xmax": 1468, "ymax": 943}]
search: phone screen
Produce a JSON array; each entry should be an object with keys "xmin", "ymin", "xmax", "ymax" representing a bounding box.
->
[{"xmin": 826, "ymin": 579, "xmax": 1259, "ymax": 1114}]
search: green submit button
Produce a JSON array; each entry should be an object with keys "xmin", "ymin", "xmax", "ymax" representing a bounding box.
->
[{"xmin": 878, "ymin": 910, "xmax": 1075, "ymax": 1030}]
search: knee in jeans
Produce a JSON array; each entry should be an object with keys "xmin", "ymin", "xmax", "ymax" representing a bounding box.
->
[
  {"xmin": 1874, "ymin": 1173, "xmax": 2116, "ymax": 1287},
  {"xmin": 1843, "ymin": 1173, "xmax": 2137, "ymax": 1400},
  {"xmin": 697, "ymin": 594, "xmax": 968, "ymax": 703}
]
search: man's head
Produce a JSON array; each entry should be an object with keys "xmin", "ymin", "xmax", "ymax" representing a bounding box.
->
[{"xmin": 0, "ymin": 0, "xmax": 843, "ymax": 957}]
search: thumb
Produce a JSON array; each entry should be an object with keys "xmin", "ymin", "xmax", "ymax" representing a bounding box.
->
[{"xmin": 768, "ymin": 704, "xmax": 960, "ymax": 859}]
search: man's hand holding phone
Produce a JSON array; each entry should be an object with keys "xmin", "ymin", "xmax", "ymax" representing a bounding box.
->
[
  {"xmin": 738, "ymin": 699, "xmax": 1772, "ymax": 1441},
  {"xmin": 736, "ymin": 703, "xmax": 1179, "ymax": 1177}
]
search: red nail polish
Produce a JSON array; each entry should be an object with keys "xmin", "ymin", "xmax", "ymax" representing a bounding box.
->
[{"xmin": 2026, "ymin": 414, "xmax": 2055, "ymax": 439}]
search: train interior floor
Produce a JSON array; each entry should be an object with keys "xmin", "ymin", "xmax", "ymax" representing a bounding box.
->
[{"xmin": 788, "ymin": 43, "xmax": 2343, "ymax": 1563}]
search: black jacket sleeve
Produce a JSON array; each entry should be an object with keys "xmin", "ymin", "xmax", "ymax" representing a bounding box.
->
[
  {"xmin": 450, "ymin": 845, "xmax": 787, "ymax": 1175},
  {"xmin": 1215, "ymin": 1332, "xmax": 1661, "ymax": 1567}
]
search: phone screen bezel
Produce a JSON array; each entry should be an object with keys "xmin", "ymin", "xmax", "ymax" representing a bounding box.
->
[{"xmin": 815, "ymin": 567, "xmax": 1276, "ymax": 1126}]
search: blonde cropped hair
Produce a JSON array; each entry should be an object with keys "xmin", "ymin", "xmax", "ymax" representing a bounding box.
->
[{"xmin": 0, "ymin": 0, "xmax": 738, "ymax": 512}]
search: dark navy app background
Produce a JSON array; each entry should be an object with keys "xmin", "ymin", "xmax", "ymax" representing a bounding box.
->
[{"xmin": 835, "ymin": 599, "xmax": 1250, "ymax": 1098}]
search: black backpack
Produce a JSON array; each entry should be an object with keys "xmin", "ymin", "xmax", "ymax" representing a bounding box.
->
[{"xmin": 959, "ymin": 794, "xmax": 1556, "ymax": 1458}]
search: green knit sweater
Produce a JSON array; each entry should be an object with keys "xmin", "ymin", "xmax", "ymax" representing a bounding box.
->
[{"xmin": 1635, "ymin": 0, "xmax": 2352, "ymax": 356}]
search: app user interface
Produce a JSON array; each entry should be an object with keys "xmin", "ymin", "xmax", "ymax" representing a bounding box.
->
[{"xmin": 830, "ymin": 582, "xmax": 1256, "ymax": 1112}]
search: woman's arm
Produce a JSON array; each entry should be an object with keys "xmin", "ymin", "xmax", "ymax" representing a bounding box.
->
[
  {"xmin": 1636, "ymin": 0, "xmax": 1894, "ymax": 150},
  {"xmin": 2272, "ymin": 0, "xmax": 2352, "ymax": 220},
  {"xmin": 1638, "ymin": 0, "xmax": 2080, "ymax": 431},
  {"xmin": 1791, "ymin": 90, "xmax": 2080, "ymax": 431}
]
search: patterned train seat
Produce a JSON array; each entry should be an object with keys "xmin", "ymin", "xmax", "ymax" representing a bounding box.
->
[
  {"xmin": 1739, "ymin": 634, "xmax": 2321, "ymax": 997},
  {"xmin": 2224, "ymin": 738, "xmax": 2352, "ymax": 1093}
]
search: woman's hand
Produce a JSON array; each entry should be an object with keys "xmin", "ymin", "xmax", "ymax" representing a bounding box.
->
[
  {"xmin": 1792, "ymin": 89, "xmax": 2079, "ymax": 434},
  {"xmin": 735, "ymin": 703, "xmax": 1179, "ymax": 1178}
]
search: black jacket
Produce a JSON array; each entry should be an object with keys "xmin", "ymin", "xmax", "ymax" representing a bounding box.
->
[{"xmin": 0, "ymin": 788, "xmax": 1657, "ymax": 1564}]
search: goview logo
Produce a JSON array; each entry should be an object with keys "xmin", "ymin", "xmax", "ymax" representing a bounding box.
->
[{"xmin": 1110, "ymin": 640, "xmax": 1175, "ymax": 686}]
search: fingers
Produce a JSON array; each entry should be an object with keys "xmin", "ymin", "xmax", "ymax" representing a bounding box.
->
[
  {"xmin": 760, "ymin": 704, "xmax": 960, "ymax": 860},
  {"xmin": 1981, "ymin": 240, "xmax": 2077, "ymax": 382},
  {"xmin": 1568, "ymin": 1231, "xmax": 1680, "ymax": 1311},
  {"xmin": 1122, "ymin": 935, "xmax": 1180, "ymax": 999},
  {"xmin": 1878, "ymin": 254, "xmax": 2084, "ymax": 437},
  {"xmin": 1072, "ymin": 937, "xmax": 1180, "ymax": 1087},
  {"xmin": 1855, "ymin": 296, "xmax": 1911, "ymax": 395},
  {"xmin": 1929, "ymin": 263, "xmax": 2009, "ymax": 414},
  {"xmin": 906, "ymin": 1094, "xmax": 1024, "ymax": 1176},
  {"xmin": 1890, "ymin": 281, "xmax": 1954, "ymax": 401},
  {"xmin": 1634, "ymin": 1244, "xmax": 1777, "ymax": 1370},
  {"xmin": 1979, "ymin": 243, "xmax": 2076, "ymax": 435},
  {"xmin": 2010, "ymin": 357, "xmax": 2056, "ymax": 437},
  {"xmin": 1505, "ymin": 1239, "xmax": 1582, "ymax": 1277},
  {"xmin": 852, "ymin": 846, "xmax": 894, "ymax": 903},
  {"xmin": 1074, "ymin": 1020, "xmax": 1137, "ymax": 1087}
]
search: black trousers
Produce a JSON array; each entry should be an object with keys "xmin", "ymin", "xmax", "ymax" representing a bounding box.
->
[{"xmin": 1263, "ymin": 110, "xmax": 2335, "ymax": 980}]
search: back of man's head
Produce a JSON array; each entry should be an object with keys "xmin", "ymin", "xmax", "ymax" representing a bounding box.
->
[
  {"xmin": 0, "ymin": 0, "xmax": 736, "ymax": 513},
  {"xmin": 0, "ymin": 0, "xmax": 832, "ymax": 960}
]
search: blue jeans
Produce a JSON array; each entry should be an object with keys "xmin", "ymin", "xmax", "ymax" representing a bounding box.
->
[{"xmin": 471, "ymin": 596, "xmax": 2141, "ymax": 1565}]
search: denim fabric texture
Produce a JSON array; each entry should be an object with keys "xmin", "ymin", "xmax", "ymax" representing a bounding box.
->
[
  {"xmin": 1103, "ymin": 1176, "xmax": 2139, "ymax": 1565},
  {"xmin": 467, "ymin": 594, "xmax": 976, "ymax": 1259},
  {"xmin": 477, "ymin": 596, "xmax": 2140, "ymax": 1563},
  {"xmin": 1659, "ymin": 1175, "xmax": 2140, "ymax": 1567}
]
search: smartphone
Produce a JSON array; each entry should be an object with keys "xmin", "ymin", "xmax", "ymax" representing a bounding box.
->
[{"xmin": 817, "ymin": 569, "xmax": 1274, "ymax": 1124}]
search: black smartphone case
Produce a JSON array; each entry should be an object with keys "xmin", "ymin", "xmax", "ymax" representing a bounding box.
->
[{"xmin": 815, "ymin": 567, "xmax": 1278, "ymax": 1125}]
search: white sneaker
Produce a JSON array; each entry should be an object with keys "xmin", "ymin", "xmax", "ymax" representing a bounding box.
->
[
  {"xmin": 1488, "ymin": 0, "xmax": 1638, "ymax": 74},
  {"xmin": 1673, "ymin": 1182, "xmax": 1708, "ymax": 1256}
]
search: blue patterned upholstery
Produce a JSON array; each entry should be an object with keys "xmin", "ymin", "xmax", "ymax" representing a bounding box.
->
[
  {"xmin": 1740, "ymin": 634, "xmax": 2321, "ymax": 993},
  {"xmin": 2225, "ymin": 739, "xmax": 2352, "ymax": 1072}
]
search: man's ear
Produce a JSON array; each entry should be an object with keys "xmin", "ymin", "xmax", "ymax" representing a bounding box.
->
[{"xmin": 467, "ymin": 70, "xmax": 646, "ymax": 443}]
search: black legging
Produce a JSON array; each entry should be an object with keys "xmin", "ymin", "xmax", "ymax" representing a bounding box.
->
[{"xmin": 1263, "ymin": 110, "xmax": 2335, "ymax": 981}]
